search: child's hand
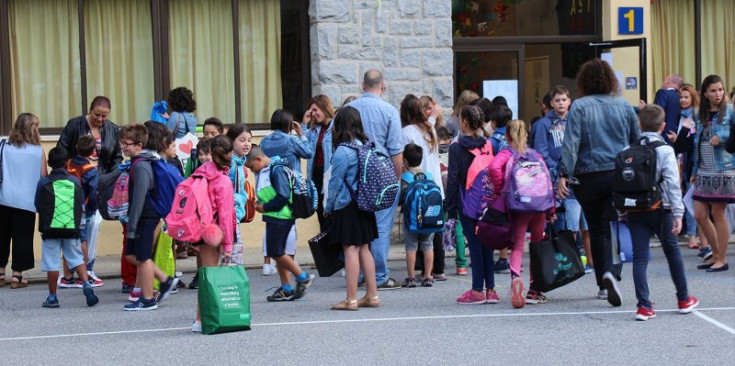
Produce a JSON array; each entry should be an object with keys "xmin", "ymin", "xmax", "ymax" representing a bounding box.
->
[
  {"xmin": 672, "ymin": 217, "xmax": 682, "ymax": 235},
  {"xmin": 557, "ymin": 177, "xmax": 570, "ymax": 199},
  {"xmin": 666, "ymin": 130, "xmax": 678, "ymax": 143},
  {"xmin": 254, "ymin": 204, "xmax": 265, "ymax": 213}
]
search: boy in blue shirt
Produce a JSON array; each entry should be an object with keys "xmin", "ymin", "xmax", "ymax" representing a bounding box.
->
[{"xmin": 35, "ymin": 147, "xmax": 98, "ymax": 308}]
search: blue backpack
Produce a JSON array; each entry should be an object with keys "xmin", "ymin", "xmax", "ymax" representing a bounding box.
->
[
  {"xmin": 402, "ymin": 172, "xmax": 444, "ymax": 234},
  {"xmin": 271, "ymin": 165, "xmax": 318, "ymax": 219},
  {"xmin": 137, "ymin": 158, "xmax": 184, "ymax": 217},
  {"xmin": 340, "ymin": 141, "xmax": 400, "ymax": 212}
]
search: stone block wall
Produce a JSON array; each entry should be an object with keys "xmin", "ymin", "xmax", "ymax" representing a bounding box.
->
[{"xmin": 309, "ymin": 0, "xmax": 454, "ymax": 111}]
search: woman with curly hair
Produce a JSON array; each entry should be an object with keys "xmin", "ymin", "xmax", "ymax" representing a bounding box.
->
[
  {"xmin": 166, "ymin": 87, "xmax": 198, "ymax": 139},
  {"xmin": 558, "ymin": 58, "xmax": 640, "ymax": 306}
]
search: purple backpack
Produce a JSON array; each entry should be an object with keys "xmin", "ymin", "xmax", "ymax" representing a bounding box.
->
[
  {"xmin": 506, "ymin": 149, "xmax": 555, "ymax": 214},
  {"xmin": 461, "ymin": 145, "xmax": 495, "ymax": 220}
]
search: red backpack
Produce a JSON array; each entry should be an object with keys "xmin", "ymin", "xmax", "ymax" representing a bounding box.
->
[{"xmin": 165, "ymin": 173, "xmax": 222, "ymax": 246}]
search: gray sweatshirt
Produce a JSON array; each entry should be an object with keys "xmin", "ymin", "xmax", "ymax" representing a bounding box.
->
[{"xmin": 126, "ymin": 151, "xmax": 159, "ymax": 239}]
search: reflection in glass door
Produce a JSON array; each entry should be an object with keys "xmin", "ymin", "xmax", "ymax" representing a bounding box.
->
[{"xmin": 455, "ymin": 47, "xmax": 523, "ymax": 120}]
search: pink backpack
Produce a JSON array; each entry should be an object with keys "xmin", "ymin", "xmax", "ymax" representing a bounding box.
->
[
  {"xmin": 461, "ymin": 144, "xmax": 495, "ymax": 219},
  {"xmin": 107, "ymin": 171, "xmax": 130, "ymax": 220},
  {"xmin": 165, "ymin": 173, "xmax": 222, "ymax": 246}
]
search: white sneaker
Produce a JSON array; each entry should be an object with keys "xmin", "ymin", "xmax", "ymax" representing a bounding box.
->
[
  {"xmin": 192, "ymin": 320, "xmax": 202, "ymax": 333},
  {"xmin": 262, "ymin": 263, "xmax": 277, "ymax": 276}
]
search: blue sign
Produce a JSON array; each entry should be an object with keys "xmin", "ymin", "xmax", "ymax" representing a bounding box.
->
[
  {"xmin": 625, "ymin": 77, "xmax": 638, "ymax": 90},
  {"xmin": 618, "ymin": 7, "xmax": 643, "ymax": 35}
]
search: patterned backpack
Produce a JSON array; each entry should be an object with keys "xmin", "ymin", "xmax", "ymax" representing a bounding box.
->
[
  {"xmin": 402, "ymin": 172, "xmax": 444, "ymax": 234},
  {"xmin": 462, "ymin": 144, "xmax": 495, "ymax": 219},
  {"xmin": 107, "ymin": 170, "xmax": 131, "ymax": 220},
  {"xmin": 340, "ymin": 141, "xmax": 400, "ymax": 212},
  {"xmin": 506, "ymin": 149, "xmax": 555, "ymax": 214},
  {"xmin": 37, "ymin": 174, "xmax": 83, "ymax": 237}
]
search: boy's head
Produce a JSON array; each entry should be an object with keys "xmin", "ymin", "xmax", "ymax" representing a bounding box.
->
[
  {"xmin": 197, "ymin": 138, "xmax": 213, "ymax": 164},
  {"xmin": 270, "ymin": 109, "xmax": 294, "ymax": 133},
  {"xmin": 48, "ymin": 147, "xmax": 69, "ymax": 170},
  {"xmin": 144, "ymin": 121, "xmax": 168, "ymax": 154},
  {"xmin": 491, "ymin": 105, "xmax": 512, "ymax": 129},
  {"xmin": 403, "ymin": 143, "xmax": 423, "ymax": 170},
  {"xmin": 549, "ymin": 85, "xmax": 571, "ymax": 117},
  {"xmin": 76, "ymin": 134, "xmax": 96, "ymax": 158},
  {"xmin": 245, "ymin": 145, "xmax": 270, "ymax": 173},
  {"xmin": 119, "ymin": 124, "xmax": 147, "ymax": 157},
  {"xmin": 203, "ymin": 117, "xmax": 224, "ymax": 139},
  {"xmin": 638, "ymin": 104, "xmax": 666, "ymax": 133},
  {"xmin": 436, "ymin": 126, "xmax": 451, "ymax": 144}
]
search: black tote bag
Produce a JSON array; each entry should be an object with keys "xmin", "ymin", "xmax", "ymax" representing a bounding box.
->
[
  {"xmin": 529, "ymin": 226, "xmax": 585, "ymax": 292},
  {"xmin": 308, "ymin": 231, "xmax": 344, "ymax": 277}
]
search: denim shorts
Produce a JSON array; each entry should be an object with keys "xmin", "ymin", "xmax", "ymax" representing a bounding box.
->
[
  {"xmin": 41, "ymin": 238, "xmax": 84, "ymax": 272},
  {"xmin": 262, "ymin": 224, "xmax": 297, "ymax": 257},
  {"xmin": 404, "ymin": 230, "xmax": 434, "ymax": 251},
  {"xmin": 564, "ymin": 198, "xmax": 588, "ymax": 232}
]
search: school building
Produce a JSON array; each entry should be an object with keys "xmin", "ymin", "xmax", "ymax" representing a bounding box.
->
[{"xmin": 0, "ymin": 0, "xmax": 731, "ymax": 260}]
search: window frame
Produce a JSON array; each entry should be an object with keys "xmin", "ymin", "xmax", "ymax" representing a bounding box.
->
[{"xmin": 0, "ymin": 0, "xmax": 310, "ymax": 134}]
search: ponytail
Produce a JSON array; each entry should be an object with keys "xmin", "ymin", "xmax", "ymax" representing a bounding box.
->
[
  {"xmin": 210, "ymin": 135, "xmax": 233, "ymax": 170},
  {"xmin": 505, "ymin": 119, "xmax": 528, "ymax": 153},
  {"xmin": 460, "ymin": 105, "xmax": 485, "ymax": 139}
]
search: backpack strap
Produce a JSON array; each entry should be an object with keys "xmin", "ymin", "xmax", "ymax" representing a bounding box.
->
[{"xmin": 0, "ymin": 139, "xmax": 6, "ymax": 184}]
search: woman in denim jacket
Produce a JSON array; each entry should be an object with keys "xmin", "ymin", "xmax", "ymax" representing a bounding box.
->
[
  {"xmin": 324, "ymin": 106, "xmax": 379, "ymax": 311},
  {"xmin": 689, "ymin": 75, "xmax": 734, "ymax": 272},
  {"xmin": 559, "ymin": 58, "xmax": 640, "ymax": 306},
  {"xmin": 304, "ymin": 95, "xmax": 335, "ymax": 231}
]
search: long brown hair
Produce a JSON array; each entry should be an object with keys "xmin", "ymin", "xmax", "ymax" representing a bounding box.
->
[
  {"xmin": 9, "ymin": 113, "xmax": 41, "ymax": 147},
  {"xmin": 420, "ymin": 95, "xmax": 443, "ymax": 127},
  {"xmin": 210, "ymin": 135, "xmax": 233, "ymax": 170},
  {"xmin": 306, "ymin": 94, "xmax": 335, "ymax": 127},
  {"xmin": 401, "ymin": 94, "xmax": 437, "ymax": 152},
  {"xmin": 332, "ymin": 106, "xmax": 368, "ymax": 149}
]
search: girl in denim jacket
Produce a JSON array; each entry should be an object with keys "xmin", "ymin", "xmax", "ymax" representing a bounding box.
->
[{"xmin": 324, "ymin": 106, "xmax": 379, "ymax": 311}]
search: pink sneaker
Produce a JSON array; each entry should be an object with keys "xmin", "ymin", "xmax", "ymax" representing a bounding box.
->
[
  {"xmin": 511, "ymin": 277, "xmax": 525, "ymax": 309},
  {"xmin": 456, "ymin": 289, "xmax": 487, "ymax": 305},
  {"xmin": 485, "ymin": 289, "xmax": 500, "ymax": 304},
  {"xmin": 678, "ymin": 296, "xmax": 699, "ymax": 314}
]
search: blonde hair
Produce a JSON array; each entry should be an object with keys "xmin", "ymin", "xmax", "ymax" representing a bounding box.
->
[
  {"xmin": 505, "ymin": 119, "xmax": 528, "ymax": 153},
  {"xmin": 9, "ymin": 113, "xmax": 41, "ymax": 147},
  {"xmin": 420, "ymin": 95, "xmax": 443, "ymax": 127},
  {"xmin": 452, "ymin": 90, "xmax": 480, "ymax": 117}
]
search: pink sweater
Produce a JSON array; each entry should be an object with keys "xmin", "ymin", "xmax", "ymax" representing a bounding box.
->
[{"xmin": 197, "ymin": 162, "xmax": 236, "ymax": 251}]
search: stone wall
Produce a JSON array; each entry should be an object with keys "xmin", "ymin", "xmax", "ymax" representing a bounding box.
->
[{"xmin": 309, "ymin": 0, "xmax": 454, "ymax": 111}]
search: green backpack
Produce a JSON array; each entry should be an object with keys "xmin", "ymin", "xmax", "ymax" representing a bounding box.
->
[{"xmin": 37, "ymin": 175, "xmax": 83, "ymax": 238}]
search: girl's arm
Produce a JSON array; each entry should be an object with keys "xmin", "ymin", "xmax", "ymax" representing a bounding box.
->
[
  {"xmin": 213, "ymin": 177, "xmax": 235, "ymax": 251},
  {"xmin": 291, "ymin": 135, "xmax": 314, "ymax": 159},
  {"xmin": 40, "ymin": 148, "xmax": 48, "ymax": 177}
]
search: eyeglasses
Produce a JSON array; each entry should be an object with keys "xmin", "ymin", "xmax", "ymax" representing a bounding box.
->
[{"xmin": 120, "ymin": 141, "xmax": 140, "ymax": 148}]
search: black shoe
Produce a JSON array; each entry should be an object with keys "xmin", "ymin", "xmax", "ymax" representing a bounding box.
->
[
  {"xmin": 266, "ymin": 287, "xmax": 295, "ymax": 302},
  {"xmin": 189, "ymin": 274, "xmax": 199, "ymax": 289},
  {"xmin": 697, "ymin": 262, "xmax": 714, "ymax": 270},
  {"xmin": 602, "ymin": 272, "xmax": 622, "ymax": 307},
  {"xmin": 83, "ymin": 285, "xmax": 99, "ymax": 307},
  {"xmin": 158, "ymin": 277, "xmax": 180, "ymax": 302},
  {"xmin": 494, "ymin": 258, "xmax": 510, "ymax": 274},
  {"xmin": 706, "ymin": 263, "xmax": 729, "ymax": 272},
  {"xmin": 293, "ymin": 274, "xmax": 315, "ymax": 300}
]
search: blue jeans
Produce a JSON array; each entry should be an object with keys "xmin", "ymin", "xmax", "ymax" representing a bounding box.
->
[
  {"xmin": 459, "ymin": 214, "xmax": 495, "ymax": 291},
  {"xmin": 627, "ymin": 210, "xmax": 689, "ymax": 308},
  {"xmin": 371, "ymin": 194, "xmax": 399, "ymax": 285}
]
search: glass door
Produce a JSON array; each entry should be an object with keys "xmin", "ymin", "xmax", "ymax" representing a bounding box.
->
[{"xmin": 589, "ymin": 38, "xmax": 647, "ymax": 105}]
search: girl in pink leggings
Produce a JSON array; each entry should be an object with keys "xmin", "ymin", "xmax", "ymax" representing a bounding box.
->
[{"xmin": 489, "ymin": 119, "xmax": 554, "ymax": 309}]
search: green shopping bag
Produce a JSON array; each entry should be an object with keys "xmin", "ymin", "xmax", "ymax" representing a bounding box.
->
[
  {"xmin": 153, "ymin": 230, "xmax": 176, "ymax": 291},
  {"xmin": 198, "ymin": 264, "xmax": 251, "ymax": 334}
]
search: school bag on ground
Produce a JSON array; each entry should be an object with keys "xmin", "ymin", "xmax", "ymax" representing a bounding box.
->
[
  {"xmin": 37, "ymin": 174, "xmax": 83, "ymax": 237},
  {"xmin": 402, "ymin": 172, "xmax": 444, "ymax": 234},
  {"xmin": 98, "ymin": 164, "xmax": 125, "ymax": 220},
  {"xmin": 198, "ymin": 260, "xmax": 251, "ymax": 334},
  {"xmin": 462, "ymin": 144, "xmax": 494, "ymax": 219},
  {"xmin": 340, "ymin": 141, "xmax": 400, "ymax": 212},
  {"xmin": 271, "ymin": 165, "xmax": 317, "ymax": 219},
  {"xmin": 612, "ymin": 137, "xmax": 665, "ymax": 212},
  {"xmin": 506, "ymin": 149, "xmax": 555, "ymax": 214},
  {"xmin": 165, "ymin": 173, "xmax": 221, "ymax": 246}
]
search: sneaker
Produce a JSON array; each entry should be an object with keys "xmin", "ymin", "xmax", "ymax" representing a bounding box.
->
[
  {"xmin": 121, "ymin": 283, "xmax": 133, "ymax": 294},
  {"xmin": 511, "ymin": 277, "xmax": 525, "ymax": 309},
  {"xmin": 525, "ymin": 290, "xmax": 548, "ymax": 304},
  {"xmin": 485, "ymin": 289, "xmax": 500, "ymax": 304},
  {"xmin": 42, "ymin": 296, "xmax": 60, "ymax": 308},
  {"xmin": 262, "ymin": 263, "xmax": 277, "ymax": 276},
  {"xmin": 635, "ymin": 306, "xmax": 656, "ymax": 321},
  {"xmin": 192, "ymin": 320, "xmax": 202, "ymax": 333},
  {"xmin": 189, "ymin": 274, "xmax": 199, "ymax": 290},
  {"xmin": 158, "ymin": 276, "xmax": 180, "ymax": 302},
  {"xmin": 678, "ymin": 296, "xmax": 700, "ymax": 314},
  {"xmin": 87, "ymin": 271, "xmax": 104, "ymax": 287},
  {"xmin": 456, "ymin": 267, "xmax": 468, "ymax": 276},
  {"xmin": 403, "ymin": 277, "xmax": 417, "ymax": 288},
  {"xmin": 170, "ymin": 287, "xmax": 179, "ymax": 294},
  {"xmin": 698, "ymin": 246, "xmax": 713, "ymax": 261},
  {"xmin": 124, "ymin": 297, "xmax": 158, "ymax": 311},
  {"xmin": 266, "ymin": 287, "xmax": 295, "ymax": 302},
  {"xmin": 433, "ymin": 273, "xmax": 447, "ymax": 281},
  {"xmin": 293, "ymin": 274, "xmax": 316, "ymax": 299},
  {"xmin": 59, "ymin": 276, "xmax": 82, "ymax": 289},
  {"xmin": 421, "ymin": 278, "xmax": 434, "ymax": 287},
  {"xmin": 456, "ymin": 289, "xmax": 487, "ymax": 305},
  {"xmin": 494, "ymin": 258, "xmax": 510, "ymax": 274},
  {"xmin": 128, "ymin": 288, "xmax": 142, "ymax": 302},
  {"xmin": 83, "ymin": 285, "xmax": 99, "ymax": 307},
  {"xmin": 602, "ymin": 272, "xmax": 622, "ymax": 307},
  {"xmin": 597, "ymin": 289, "xmax": 608, "ymax": 300},
  {"xmin": 584, "ymin": 265, "xmax": 594, "ymax": 274},
  {"xmin": 377, "ymin": 278, "xmax": 401, "ymax": 291}
]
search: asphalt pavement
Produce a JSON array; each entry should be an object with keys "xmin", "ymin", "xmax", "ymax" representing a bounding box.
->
[{"xmin": 0, "ymin": 244, "xmax": 733, "ymax": 365}]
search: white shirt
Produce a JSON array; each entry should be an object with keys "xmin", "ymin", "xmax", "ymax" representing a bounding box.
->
[{"xmin": 401, "ymin": 123, "xmax": 445, "ymax": 198}]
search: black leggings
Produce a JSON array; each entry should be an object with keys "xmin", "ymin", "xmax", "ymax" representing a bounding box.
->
[{"xmin": 0, "ymin": 205, "xmax": 36, "ymax": 272}]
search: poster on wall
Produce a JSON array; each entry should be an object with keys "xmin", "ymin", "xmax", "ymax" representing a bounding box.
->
[{"xmin": 483, "ymin": 80, "xmax": 519, "ymax": 120}]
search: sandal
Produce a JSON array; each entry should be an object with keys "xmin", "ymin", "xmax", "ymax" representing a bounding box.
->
[
  {"xmin": 331, "ymin": 299, "xmax": 358, "ymax": 311},
  {"xmin": 357, "ymin": 295, "xmax": 380, "ymax": 308},
  {"xmin": 10, "ymin": 275, "xmax": 28, "ymax": 289}
]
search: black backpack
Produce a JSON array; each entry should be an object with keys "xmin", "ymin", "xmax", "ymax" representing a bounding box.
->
[
  {"xmin": 613, "ymin": 137, "xmax": 665, "ymax": 212},
  {"xmin": 37, "ymin": 174, "xmax": 83, "ymax": 237}
]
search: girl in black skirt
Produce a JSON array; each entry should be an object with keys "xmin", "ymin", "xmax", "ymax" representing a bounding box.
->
[{"xmin": 324, "ymin": 106, "xmax": 379, "ymax": 310}]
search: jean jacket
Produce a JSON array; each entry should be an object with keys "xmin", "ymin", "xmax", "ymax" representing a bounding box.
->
[
  {"xmin": 561, "ymin": 94, "xmax": 640, "ymax": 177},
  {"xmin": 691, "ymin": 104, "xmax": 735, "ymax": 175},
  {"xmin": 260, "ymin": 130, "xmax": 313, "ymax": 173},
  {"xmin": 325, "ymin": 140, "xmax": 361, "ymax": 214},
  {"xmin": 305, "ymin": 122, "xmax": 333, "ymax": 181}
]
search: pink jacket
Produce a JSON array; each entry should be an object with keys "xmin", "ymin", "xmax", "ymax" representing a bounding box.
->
[{"xmin": 197, "ymin": 162, "xmax": 236, "ymax": 252}]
